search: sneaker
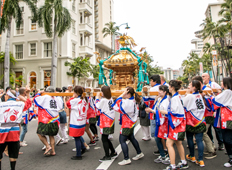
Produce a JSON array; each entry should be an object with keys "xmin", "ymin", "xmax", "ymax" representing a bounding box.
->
[
  {"xmin": 93, "ymin": 136, "xmax": 99, "ymax": 141},
  {"xmin": 42, "ymin": 145, "xmax": 46, "ymax": 151},
  {"xmin": 132, "ymin": 153, "xmax": 144, "ymax": 160},
  {"xmin": 218, "ymin": 143, "xmax": 224, "ymax": 151},
  {"xmin": 154, "ymin": 155, "xmax": 166, "ymax": 163},
  {"xmin": 71, "ymin": 156, "xmax": 82, "ymax": 160},
  {"xmin": 118, "ymin": 159, "xmax": 131, "ymax": 165},
  {"xmin": 108, "ymin": 134, "xmax": 113, "ymax": 140},
  {"xmin": 110, "ymin": 152, "xmax": 118, "ymax": 159},
  {"xmin": 186, "ymin": 155, "xmax": 196, "ymax": 162},
  {"xmin": 196, "ymin": 160, "xmax": 205, "ymax": 167},
  {"xmin": 163, "ymin": 165, "xmax": 177, "ymax": 170},
  {"xmin": 56, "ymin": 138, "xmax": 63, "ymax": 146},
  {"xmin": 20, "ymin": 142, "xmax": 28, "ymax": 147},
  {"xmin": 88, "ymin": 141, "xmax": 96, "ymax": 146},
  {"xmin": 203, "ymin": 151, "xmax": 209, "ymax": 155},
  {"xmin": 142, "ymin": 137, "xmax": 151, "ymax": 141},
  {"xmin": 177, "ymin": 161, "xmax": 189, "ymax": 169},
  {"xmin": 60, "ymin": 139, "xmax": 68, "ymax": 144},
  {"xmin": 205, "ymin": 152, "xmax": 217, "ymax": 159},
  {"xmin": 86, "ymin": 145, "xmax": 90, "ymax": 150},
  {"xmin": 99, "ymin": 156, "xmax": 111, "ymax": 162},
  {"xmin": 72, "ymin": 148, "xmax": 76, "ymax": 152},
  {"xmin": 224, "ymin": 159, "xmax": 232, "ymax": 168},
  {"xmin": 153, "ymin": 150, "xmax": 160, "ymax": 156},
  {"xmin": 162, "ymin": 156, "xmax": 170, "ymax": 165}
]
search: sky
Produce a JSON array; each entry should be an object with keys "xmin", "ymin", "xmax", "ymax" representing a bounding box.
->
[{"xmin": 113, "ymin": 0, "xmax": 218, "ymax": 70}]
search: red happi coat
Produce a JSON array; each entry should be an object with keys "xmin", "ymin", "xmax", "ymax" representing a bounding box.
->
[
  {"xmin": 202, "ymin": 86, "xmax": 214, "ymax": 119},
  {"xmin": 151, "ymin": 95, "xmax": 169, "ymax": 139},
  {"xmin": 183, "ymin": 92, "xmax": 206, "ymax": 127},
  {"xmin": 67, "ymin": 97, "xmax": 88, "ymax": 137},
  {"xmin": 143, "ymin": 84, "xmax": 160, "ymax": 109},
  {"xmin": 167, "ymin": 92, "xmax": 186, "ymax": 140},
  {"xmin": 0, "ymin": 98, "xmax": 32, "ymax": 144},
  {"xmin": 212, "ymin": 89, "xmax": 232, "ymax": 129},
  {"xmin": 95, "ymin": 98, "xmax": 115, "ymax": 134},
  {"xmin": 87, "ymin": 97, "xmax": 96, "ymax": 119},
  {"xmin": 112, "ymin": 96, "xmax": 138, "ymax": 134},
  {"xmin": 34, "ymin": 94, "xmax": 63, "ymax": 126}
]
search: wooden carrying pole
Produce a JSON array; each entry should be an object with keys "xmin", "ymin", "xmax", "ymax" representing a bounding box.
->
[{"xmin": 41, "ymin": 87, "xmax": 218, "ymax": 97}]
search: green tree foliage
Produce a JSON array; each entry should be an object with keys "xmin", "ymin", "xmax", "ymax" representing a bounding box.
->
[
  {"xmin": 64, "ymin": 57, "xmax": 93, "ymax": 85},
  {"xmin": 0, "ymin": 0, "xmax": 37, "ymax": 89},
  {"xmin": 102, "ymin": 22, "xmax": 121, "ymax": 52},
  {"xmin": 181, "ymin": 52, "xmax": 202, "ymax": 80},
  {"xmin": 38, "ymin": 0, "xmax": 72, "ymax": 87}
]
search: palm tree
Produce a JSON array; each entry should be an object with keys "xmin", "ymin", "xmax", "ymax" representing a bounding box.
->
[
  {"xmin": 38, "ymin": 0, "xmax": 71, "ymax": 87},
  {"xmin": 64, "ymin": 57, "xmax": 93, "ymax": 85},
  {"xmin": 219, "ymin": 0, "xmax": 232, "ymax": 42},
  {"xmin": 203, "ymin": 43, "xmax": 217, "ymax": 80},
  {"xmin": 201, "ymin": 53, "xmax": 212, "ymax": 73},
  {"xmin": 0, "ymin": 0, "xmax": 37, "ymax": 89},
  {"xmin": 102, "ymin": 22, "xmax": 121, "ymax": 53},
  {"xmin": 200, "ymin": 18, "xmax": 217, "ymax": 44},
  {"xmin": 0, "ymin": 52, "xmax": 17, "ymax": 84}
]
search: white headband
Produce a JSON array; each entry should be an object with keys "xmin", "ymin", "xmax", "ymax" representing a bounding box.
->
[{"xmin": 7, "ymin": 90, "xmax": 16, "ymax": 99}]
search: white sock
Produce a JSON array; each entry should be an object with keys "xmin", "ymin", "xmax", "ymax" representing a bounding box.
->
[
  {"xmin": 181, "ymin": 160, "xmax": 187, "ymax": 164},
  {"xmin": 171, "ymin": 164, "xmax": 176, "ymax": 168}
]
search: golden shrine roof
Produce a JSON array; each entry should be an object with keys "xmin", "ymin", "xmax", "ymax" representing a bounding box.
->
[{"xmin": 103, "ymin": 50, "xmax": 138, "ymax": 68}]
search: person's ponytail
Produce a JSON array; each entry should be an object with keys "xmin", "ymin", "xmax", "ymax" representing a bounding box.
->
[{"xmin": 135, "ymin": 92, "xmax": 141, "ymax": 103}]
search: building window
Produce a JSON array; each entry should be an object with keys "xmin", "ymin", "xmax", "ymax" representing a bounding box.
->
[
  {"xmin": 30, "ymin": 19, "xmax": 37, "ymax": 30},
  {"xmin": 29, "ymin": 71, "xmax": 36, "ymax": 89},
  {"xmin": 16, "ymin": 20, "xmax": 24, "ymax": 35},
  {"xmin": 30, "ymin": 43, "xmax": 36, "ymax": 56},
  {"xmin": 72, "ymin": 0, "xmax": 76, "ymax": 12},
  {"xmin": 72, "ymin": 20, "xmax": 76, "ymax": 34},
  {"xmin": 44, "ymin": 70, "xmax": 51, "ymax": 87},
  {"xmin": 44, "ymin": 42, "xmax": 52, "ymax": 57},
  {"xmin": 15, "ymin": 45, "xmax": 23, "ymax": 59},
  {"xmin": 72, "ymin": 43, "xmax": 76, "ymax": 58},
  {"xmin": 80, "ymin": 15, "xmax": 83, "ymax": 23}
]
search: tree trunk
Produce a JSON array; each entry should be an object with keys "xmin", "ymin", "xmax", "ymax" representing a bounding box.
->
[
  {"xmin": 111, "ymin": 34, "xmax": 114, "ymax": 53},
  {"xmin": 72, "ymin": 76, "xmax": 75, "ymax": 86},
  {"xmin": 4, "ymin": 16, "xmax": 12, "ymax": 89},
  {"xmin": 51, "ymin": 20, "xmax": 58, "ymax": 87},
  {"xmin": 231, "ymin": 12, "xmax": 232, "ymax": 45}
]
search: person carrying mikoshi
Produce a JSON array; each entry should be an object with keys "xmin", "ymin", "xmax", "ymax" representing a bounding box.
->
[
  {"xmin": 192, "ymin": 76, "xmax": 217, "ymax": 160},
  {"xmin": 95, "ymin": 86, "xmax": 117, "ymax": 162},
  {"xmin": 211, "ymin": 77, "xmax": 232, "ymax": 168},
  {"xmin": 183, "ymin": 80, "xmax": 206, "ymax": 167},
  {"xmin": 0, "ymin": 88, "xmax": 32, "ymax": 170},
  {"xmin": 112, "ymin": 87, "xmax": 144, "ymax": 166},
  {"xmin": 34, "ymin": 86, "xmax": 63, "ymax": 157},
  {"xmin": 202, "ymin": 73, "xmax": 224, "ymax": 151},
  {"xmin": 159, "ymin": 80, "xmax": 188, "ymax": 170},
  {"xmin": 66, "ymin": 86, "xmax": 88, "ymax": 160},
  {"xmin": 145, "ymin": 85, "xmax": 170, "ymax": 165}
]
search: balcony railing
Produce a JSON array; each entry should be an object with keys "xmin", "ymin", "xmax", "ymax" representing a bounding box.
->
[{"xmin": 79, "ymin": 23, "xmax": 93, "ymax": 35}]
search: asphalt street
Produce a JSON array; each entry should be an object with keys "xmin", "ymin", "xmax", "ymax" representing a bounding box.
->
[{"xmin": 1, "ymin": 114, "xmax": 229, "ymax": 170}]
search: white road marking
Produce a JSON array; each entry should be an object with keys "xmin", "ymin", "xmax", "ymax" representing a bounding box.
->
[{"xmin": 96, "ymin": 124, "xmax": 141, "ymax": 170}]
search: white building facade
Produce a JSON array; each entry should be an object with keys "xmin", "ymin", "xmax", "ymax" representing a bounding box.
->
[
  {"xmin": 190, "ymin": 39, "xmax": 203, "ymax": 56},
  {"xmin": 0, "ymin": 0, "xmax": 114, "ymax": 89}
]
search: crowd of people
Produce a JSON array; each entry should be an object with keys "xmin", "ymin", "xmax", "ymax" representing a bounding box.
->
[{"xmin": 0, "ymin": 73, "xmax": 231, "ymax": 170}]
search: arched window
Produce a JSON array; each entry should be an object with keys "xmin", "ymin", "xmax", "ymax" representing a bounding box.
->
[
  {"xmin": 29, "ymin": 71, "xmax": 36, "ymax": 88},
  {"xmin": 44, "ymin": 70, "xmax": 51, "ymax": 87}
]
